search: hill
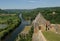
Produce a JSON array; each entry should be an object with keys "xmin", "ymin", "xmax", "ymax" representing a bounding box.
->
[
  {"xmin": 1, "ymin": 7, "xmax": 60, "ymax": 23},
  {"xmin": 21, "ymin": 7, "xmax": 60, "ymax": 24}
]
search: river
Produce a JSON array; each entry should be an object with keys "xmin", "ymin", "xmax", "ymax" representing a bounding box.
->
[{"xmin": 3, "ymin": 14, "xmax": 30, "ymax": 41}]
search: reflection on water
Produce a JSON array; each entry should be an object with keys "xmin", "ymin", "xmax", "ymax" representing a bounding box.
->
[{"xmin": 3, "ymin": 14, "xmax": 30, "ymax": 41}]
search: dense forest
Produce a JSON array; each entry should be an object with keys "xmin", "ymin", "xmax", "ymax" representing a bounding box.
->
[
  {"xmin": 0, "ymin": 7, "xmax": 60, "ymax": 23},
  {"xmin": 21, "ymin": 7, "xmax": 60, "ymax": 24}
]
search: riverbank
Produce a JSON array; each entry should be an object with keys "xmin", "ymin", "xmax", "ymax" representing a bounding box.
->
[
  {"xmin": 2, "ymin": 14, "xmax": 31, "ymax": 41},
  {"xmin": 0, "ymin": 14, "xmax": 21, "ymax": 41},
  {"xmin": 15, "ymin": 26, "xmax": 34, "ymax": 41}
]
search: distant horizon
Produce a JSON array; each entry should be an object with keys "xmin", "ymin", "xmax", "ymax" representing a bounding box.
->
[
  {"xmin": 0, "ymin": 0, "xmax": 60, "ymax": 9},
  {"xmin": 1, "ymin": 6, "xmax": 60, "ymax": 10}
]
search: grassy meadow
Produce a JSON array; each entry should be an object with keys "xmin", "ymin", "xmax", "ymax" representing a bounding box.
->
[
  {"xmin": 42, "ymin": 31, "xmax": 60, "ymax": 41},
  {"xmin": 0, "ymin": 14, "xmax": 21, "ymax": 40}
]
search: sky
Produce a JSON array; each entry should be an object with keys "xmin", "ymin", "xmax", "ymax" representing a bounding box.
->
[{"xmin": 0, "ymin": 0, "xmax": 60, "ymax": 9}]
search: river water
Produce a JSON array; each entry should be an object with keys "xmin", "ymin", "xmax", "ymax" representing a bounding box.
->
[{"xmin": 3, "ymin": 14, "xmax": 30, "ymax": 41}]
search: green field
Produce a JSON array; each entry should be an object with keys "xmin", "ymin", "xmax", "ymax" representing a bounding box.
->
[
  {"xmin": 0, "ymin": 14, "xmax": 21, "ymax": 39},
  {"xmin": 42, "ymin": 31, "xmax": 60, "ymax": 41}
]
